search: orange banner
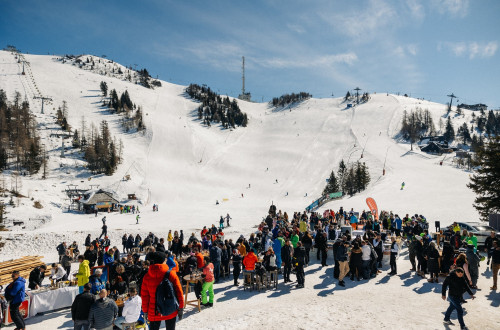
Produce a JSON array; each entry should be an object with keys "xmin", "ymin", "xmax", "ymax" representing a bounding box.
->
[{"xmin": 366, "ymin": 197, "xmax": 378, "ymax": 220}]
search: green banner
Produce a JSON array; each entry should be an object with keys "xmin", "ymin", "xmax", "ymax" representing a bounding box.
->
[{"xmin": 329, "ymin": 192, "xmax": 343, "ymax": 199}]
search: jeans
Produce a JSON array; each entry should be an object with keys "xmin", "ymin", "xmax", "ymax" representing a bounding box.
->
[
  {"xmin": 149, "ymin": 318, "xmax": 176, "ymax": 330},
  {"xmin": 305, "ymin": 247, "xmax": 311, "ymax": 265},
  {"xmin": 444, "ymin": 295, "xmax": 465, "ymax": 327},
  {"xmin": 74, "ymin": 319, "xmax": 90, "ymax": 330},
  {"xmin": 213, "ymin": 262, "xmax": 221, "ymax": 282},
  {"xmin": 284, "ymin": 261, "xmax": 292, "ymax": 281},
  {"xmin": 10, "ymin": 302, "xmax": 25, "ymax": 329},
  {"xmin": 201, "ymin": 281, "xmax": 214, "ymax": 304},
  {"xmin": 114, "ymin": 316, "xmax": 129, "ymax": 329},
  {"xmin": 362, "ymin": 260, "xmax": 371, "ymax": 279}
]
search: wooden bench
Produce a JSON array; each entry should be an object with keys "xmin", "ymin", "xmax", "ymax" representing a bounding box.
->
[{"xmin": 243, "ymin": 271, "xmax": 256, "ymax": 291}]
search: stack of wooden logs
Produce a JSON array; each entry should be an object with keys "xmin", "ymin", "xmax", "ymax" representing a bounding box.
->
[{"xmin": 0, "ymin": 256, "xmax": 49, "ymax": 286}]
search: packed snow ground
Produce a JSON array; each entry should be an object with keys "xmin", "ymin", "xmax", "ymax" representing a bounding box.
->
[
  {"xmin": 0, "ymin": 51, "xmax": 493, "ymax": 329},
  {"xmin": 22, "ymin": 252, "xmax": 500, "ymax": 330}
]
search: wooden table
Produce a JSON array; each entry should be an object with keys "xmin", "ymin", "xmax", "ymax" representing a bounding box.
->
[{"xmin": 182, "ymin": 274, "xmax": 202, "ymax": 312}]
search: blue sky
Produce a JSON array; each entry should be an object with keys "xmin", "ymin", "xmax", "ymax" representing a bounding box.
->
[{"xmin": 1, "ymin": 0, "xmax": 499, "ymax": 107}]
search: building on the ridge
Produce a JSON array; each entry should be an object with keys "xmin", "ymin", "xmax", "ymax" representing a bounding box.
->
[
  {"xmin": 456, "ymin": 103, "xmax": 488, "ymax": 112},
  {"xmin": 79, "ymin": 189, "xmax": 119, "ymax": 213},
  {"xmin": 420, "ymin": 142, "xmax": 452, "ymax": 155}
]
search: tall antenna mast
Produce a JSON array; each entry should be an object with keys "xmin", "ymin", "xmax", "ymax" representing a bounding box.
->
[
  {"xmin": 238, "ymin": 56, "xmax": 251, "ymax": 101},
  {"xmin": 242, "ymin": 56, "xmax": 245, "ymax": 96}
]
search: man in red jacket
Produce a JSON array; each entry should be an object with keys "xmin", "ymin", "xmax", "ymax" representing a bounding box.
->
[{"xmin": 141, "ymin": 252, "xmax": 184, "ymax": 330}]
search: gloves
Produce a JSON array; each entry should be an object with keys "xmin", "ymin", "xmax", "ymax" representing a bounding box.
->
[{"xmin": 177, "ymin": 308, "xmax": 184, "ymax": 320}]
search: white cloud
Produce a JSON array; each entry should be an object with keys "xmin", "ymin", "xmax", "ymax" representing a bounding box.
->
[
  {"xmin": 407, "ymin": 44, "xmax": 418, "ymax": 56},
  {"xmin": 406, "ymin": 0, "xmax": 425, "ymax": 21},
  {"xmin": 260, "ymin": 52, "xmax": 358, "ymax": 69},
  {"xmin": 431, "ymin": 0, "xmax": 469, "ymax": 18},
  {"xmin": 439, "ymin": 41, "xmax": 498, "ymax": 59},
  {"xmin": 394, "ymin": 44, "xmax": 418, "ymax": 57},
  {"xmin": 323, "ymin": 0, "xmax": 398, "ymax": 39},
  {"xmin": 286, "ymin": 23, "xmax": 305, "ymax": 34}
]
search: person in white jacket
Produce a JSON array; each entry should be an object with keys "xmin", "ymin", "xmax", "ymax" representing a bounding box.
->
[
  {"xmin": 51, "ymin": 263, "xmax": 67, "ymax": 282},
  {"xmin": 114, "ymin": 287, "xmax": 142, "ymax": 329}
]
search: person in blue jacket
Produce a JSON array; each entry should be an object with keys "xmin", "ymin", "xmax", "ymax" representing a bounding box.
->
[
  {"xmin": 5, "ymin": 271, "xmax": 26, "ymax": 329},
  {"xmin": 103, "ymin": 249, "xmax": 114, "ymax": 266},
  {"xmin": 272, "ymin": 237, "xmax": 282, "ymax": 273},
  {"xmin": 393, "ymin": 215, "xmax": 403, "ymax": 236}
]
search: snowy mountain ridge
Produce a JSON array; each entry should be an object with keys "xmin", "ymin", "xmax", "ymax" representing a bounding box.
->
[{"xmin": 0, "ymin": 50, "xmax": 480, "ymax": 260}]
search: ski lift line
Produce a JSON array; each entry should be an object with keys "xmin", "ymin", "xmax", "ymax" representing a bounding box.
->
[{"xmin": 383, "ymin": 146, "xmax": 390, "ymax": 170}]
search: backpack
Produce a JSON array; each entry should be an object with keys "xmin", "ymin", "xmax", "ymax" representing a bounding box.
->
[{"xmin": 155, "ymin": 270, "xmax": 179, "ymax": 316}]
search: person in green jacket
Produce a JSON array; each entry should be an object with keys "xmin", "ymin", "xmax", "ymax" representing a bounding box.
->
[
  {"xmin": 76, "ymin": 255, "xmax": 90, "ymax": 293},
  {"xmin": 291, "ymin": 233, "xmax": 299, "ymax": 248},
  {"xmin": 468, "ymin": 233, "xmax": 478, "ymax": 249}
]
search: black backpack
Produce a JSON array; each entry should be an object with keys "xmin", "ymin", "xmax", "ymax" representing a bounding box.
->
[{"xmin": 155, "ymin": 270, "xmax": 179, "ymax": 316}]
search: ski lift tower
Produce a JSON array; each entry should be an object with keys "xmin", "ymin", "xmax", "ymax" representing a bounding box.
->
[
  {"xmin": 238, "ymin": 56, "xmax": 251, "ymax": 101},
  {"xmin": 21, "ymin": 59, "xmax": 26, "ymax": 75},
  {"xmin": 447, "ymin": 93, "xmax": 457, "ymax": 112},
  {"xmin": 354, "ymin": 87, "xmax": 362, "ymax": 104},
  {"xmin": 33, "ymin": 96, "xmax": 53, "ymax": 114}
]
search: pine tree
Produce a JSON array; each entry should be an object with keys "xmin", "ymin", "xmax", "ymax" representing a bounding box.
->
[
  {"xmin": 345, "ymin": 167, "xmax": 356, "ymax": 196},
  {"xmin": 337, "ymin": 160, "xmax": 347, "ymax": 191},
  {"xmin": 457, "ymin": 122, "xmax": 471, "ymax": 145},
  {"xmin": 100, "ymin": 81, "xmax": 108, "ymax": 97},
  {"xmin": 486, "ymin": 110, "xmax": 497, "ymax": 137},
  {"xmin": 443, "ymin": 117, "xmax": 455, "ymax": 143},
  {"xmin": 467, "ymin": 137, "xmax": 500, "ymax": 220},
  {"xmin": 323, "ymin": 171, "xmax": 339, "ymax": 195}
]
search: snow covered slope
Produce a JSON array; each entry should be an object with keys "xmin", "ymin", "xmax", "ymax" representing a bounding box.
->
[{"xmin": 0, "ymin": 50, "xmax": 479, "ymax": 259}]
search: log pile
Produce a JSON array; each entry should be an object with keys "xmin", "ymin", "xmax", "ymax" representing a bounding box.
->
[{"xmin": 0, "ymin": 256, "xmax": 49, "ymax": 286}]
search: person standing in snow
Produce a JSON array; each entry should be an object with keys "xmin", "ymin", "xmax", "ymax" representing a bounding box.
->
[
  {"xmin": 490, "ymin": 240, "xmax": 500, "ymax": 290},
  {"xmin": 99, "ymin": 223, "xmax": 108, "ymax": 239},
  {"xmin": 201, "ymin": 256, "xmax": 215, "ymax": 308},
  {"xmin": 401, "ymin": 182, "xmax": 405, "ymax": 190},
  {"xmin": 442, "ymin": 268, "xmax": 475, "ymax": 329},
  {"xmin": 225, "ymin": 213, "xmax": 231, "ymax": 227},
  {"xmin": 136, "ymin": 214, "xmax": 140, "ymax": 224},
  {"xmin": 336, "ymin": 240, "xmax": 350, "ymax": 287},
  {"xmin": 389, "ymin": 236, "xmax": 399, "ymax": 275},
  {"xmin": 294, "ymin": 242, "xmax": 306, "ymax": 288},
  {"xmin": 5, "ymin": 271, "xmax": 26, "ymax": 330},
  {"xmin": 232, "ymin": 247, "xmax": 243, "ymax": 286}
]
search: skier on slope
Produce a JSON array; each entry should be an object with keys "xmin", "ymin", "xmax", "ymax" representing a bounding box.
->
[
  {"xmin": 401, "ymin": 182, "xmax": 405, "ymax": 190},
  {"xmin": 225, "ymin": 214, "xmax": 231, "ymax": 227},
  {"xmin": 136, "ymin": 214, "xmax": 140, "ymax": 224}
]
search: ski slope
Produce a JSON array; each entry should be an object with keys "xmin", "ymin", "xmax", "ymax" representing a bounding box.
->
[
  {"xmin": 0, "ymin": 50, "xmax": 479, "ymax": 259},
  {"xmin": 1, "ymin": 51, "xmax": 497, "ymax": 330}
]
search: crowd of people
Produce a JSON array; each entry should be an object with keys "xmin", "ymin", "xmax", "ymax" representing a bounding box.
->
[{"xmin": 2, "ymin": 205, "xmax": 499, "ymax": 330}]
